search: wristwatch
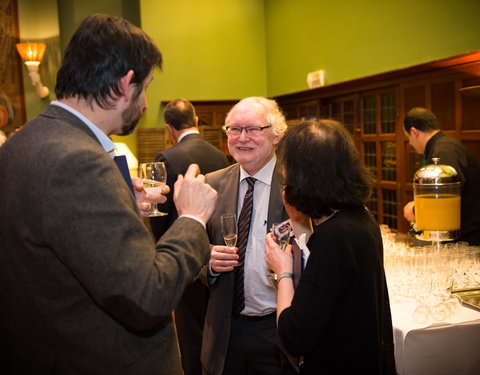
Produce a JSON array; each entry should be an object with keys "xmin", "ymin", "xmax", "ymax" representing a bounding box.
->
[{"xmin": 276, "ymin": 272, "xmax": 293, "ymax": 282}]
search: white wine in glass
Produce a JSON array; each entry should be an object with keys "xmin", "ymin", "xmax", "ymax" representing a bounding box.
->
[
  {"xmin": 139, "ymin": 162, "xmax": 168, "ymax": 217},
  {"xmin": 221, "ymin": 214, "xmax": 237, "ymax": 248}
]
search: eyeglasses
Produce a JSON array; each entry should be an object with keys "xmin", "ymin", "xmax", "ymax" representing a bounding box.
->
[{"xmin": 224, "ymin": 125, "xmax": 272, "ymax": 136}]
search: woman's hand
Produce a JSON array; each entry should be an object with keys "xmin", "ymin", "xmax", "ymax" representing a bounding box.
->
[{"xmin": 265, "ymin": 232, "xmax": 293, "ymax": 275}]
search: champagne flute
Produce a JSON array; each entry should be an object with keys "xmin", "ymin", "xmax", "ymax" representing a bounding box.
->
[
  {"xmin": 139, "ymin": 162, "xmax": 168, "ymax": 217},
  {"xmin": 221, "ymin": 214, "xmax": 237, "ymax": 248}
]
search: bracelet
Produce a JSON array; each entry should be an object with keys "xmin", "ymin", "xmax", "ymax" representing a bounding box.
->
[{"xmin": 277, "ymin": 272, "xmax": 293, "ymax": 282}]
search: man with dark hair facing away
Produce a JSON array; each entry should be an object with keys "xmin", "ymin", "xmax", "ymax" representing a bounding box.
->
[
  {"xmin": 150, "ymin": 98, "xmax": 228, "ymax": 375},
  {"xmin": 403, "ymin": 107, "xmax": 480, "ymax": 245}
]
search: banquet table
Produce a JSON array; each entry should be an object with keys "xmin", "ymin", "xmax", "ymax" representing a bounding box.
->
[{"xmin": 391, "ymin": 302, "xmax": 480, "ymax": 375}]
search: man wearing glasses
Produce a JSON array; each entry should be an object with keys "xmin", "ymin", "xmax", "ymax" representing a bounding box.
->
[{"xmin": 200, "ymin": 97, "xmax": 296, "ymax": 375}]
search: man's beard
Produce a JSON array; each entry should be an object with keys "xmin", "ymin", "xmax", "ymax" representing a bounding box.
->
[{"xmin": 120, "ymin": 100, "xmax": 143, "ymax": 136}]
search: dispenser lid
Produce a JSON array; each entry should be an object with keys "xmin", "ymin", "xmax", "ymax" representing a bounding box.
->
[{"xmin": 414, "ymin": 158, "xmax": 460, "ymax": 184}]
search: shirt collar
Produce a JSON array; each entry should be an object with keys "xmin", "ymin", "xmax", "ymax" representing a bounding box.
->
[
  {"xmin": 177, "ymin": 129, "xmax": 200, "ymax": 143},
  {"xmin": 424, "ymin": 131, "xmax": 443, "ymax": 161},
  {"xmin": 239, "ymin": 154, "xmax": 276, "ymax": 186},
  {"xmin": 51, "ymin": 100, "xmax": 116, "ymax": 158}
]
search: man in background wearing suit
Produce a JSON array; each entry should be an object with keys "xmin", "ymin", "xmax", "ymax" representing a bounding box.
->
[
  {"xmin": 201, "ymin": 97, "xmax": 297, "ymax": 375},
  {"xmin": 150, "ymin": 98, "xmax": 229, "ymax": 375},
  {"xmin": 0, "ymin": 14, "xmax": 217, "ymax": 375}
]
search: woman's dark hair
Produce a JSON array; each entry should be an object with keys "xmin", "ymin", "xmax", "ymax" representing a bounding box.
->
[
  {"xmin": 278, "ymin": 120, "xmax": 372, "ymax": 219},
  {"xmin": 55, "ymin": 14, "xmax": 163, "ymax": 109}
]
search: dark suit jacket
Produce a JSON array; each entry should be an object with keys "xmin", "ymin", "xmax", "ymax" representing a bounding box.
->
[
  {"xmin": 150, "ymin": 133, "xmax": 228, "ymax": 241},
  {"xmin": 149, "ymin": 132, "xmax": 228, "ymax": 375},
  {"xmin": 0, "ymin": 105, "xmax": 211, "ymax": 375},
  {"xmin": 201, "ymin": 161, "xmax": 287, "ymax": 375},
  {"xmin": 424, "ymin": 131, "xmax": 480, "ymax": 245}
]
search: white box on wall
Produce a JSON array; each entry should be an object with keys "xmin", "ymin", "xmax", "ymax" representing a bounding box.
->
[{"xmin": 307, "ymin": 69, "xmax": 325, "ymax": 89}]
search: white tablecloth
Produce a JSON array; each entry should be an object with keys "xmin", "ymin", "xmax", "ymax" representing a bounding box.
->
[{"xmin": 391, "ymin": 302, "xmax": 480, "ymax": 375}]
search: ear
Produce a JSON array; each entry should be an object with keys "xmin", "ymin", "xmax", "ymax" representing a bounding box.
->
[
  {"xmin": 272, "ymin": 132, "xmax": 283, "ymax": 146},
  {"xmin": 194, "ymin": 116, "xmax": 199, "ymax": 127},
  {"xmin": 409, "ymin": 127, "xmax": 420, "ymax": 138},
  {"xmin": 166, "ymin": 124, "xmax": 178, "ymax": 141},
  {"xmin": 119, "ymin": 70, "xmax": 135, "ymax": 102}
]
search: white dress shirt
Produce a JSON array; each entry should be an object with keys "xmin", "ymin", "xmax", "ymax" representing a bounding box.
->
[
  {"xmin": 177, "ymin": 129, "xmax": 200, "ymax": 142},
  {"xmin": 238, "ymin": 155, "xmax": 277, "ymax": 316}
]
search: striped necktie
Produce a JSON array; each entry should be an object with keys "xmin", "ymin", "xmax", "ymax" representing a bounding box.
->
[{"xmin": 232, "ymin": 177, "xmax": 256, "ymax": 317}]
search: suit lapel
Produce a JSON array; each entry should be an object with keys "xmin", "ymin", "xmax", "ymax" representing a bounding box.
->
[
  {"xmin": 267, "ymin": 161, "xmax": 286, "ymax": 232},
  {"xmin": 220, "ymin": 165, "xmax": 240, "ymax": 217}
]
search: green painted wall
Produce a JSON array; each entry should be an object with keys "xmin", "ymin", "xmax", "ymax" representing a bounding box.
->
[
  {"xmin": 264, "ymin": 0, "xmax": 480, "ymax": 96},
  {"xmin": 17, "ymin": 0, "xmax": 60, "ymax": 121},
  {"xmin": 17, "ymin": 0, "xmax": 480, "ymax": 156},
  {"xmin": 58, "ymin": 0, "xmax": 140, "ymax": 52},
  {"xmin": 139, "ymin": 0, "xmax": 267, "ymax": 130}
]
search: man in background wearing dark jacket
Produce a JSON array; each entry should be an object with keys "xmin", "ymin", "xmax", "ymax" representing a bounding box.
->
[{"xmin": 150, "ymin": 98, "xmax": 229, "ymax": 375}]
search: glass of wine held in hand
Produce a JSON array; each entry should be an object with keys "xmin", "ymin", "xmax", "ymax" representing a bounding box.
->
[
  {"xmin": 139, "ymin": 162, "xmax": 168, "ymax": 217},
  {"xmin": 221, "ymin": 214, "xmax": 237, "ymax": 248}
]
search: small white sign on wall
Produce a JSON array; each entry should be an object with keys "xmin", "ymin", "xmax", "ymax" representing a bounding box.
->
[{"xmin": 307, "ymin": 69, "xmax": 325, "ymax": 89}]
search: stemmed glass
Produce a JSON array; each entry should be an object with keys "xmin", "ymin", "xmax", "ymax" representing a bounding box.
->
[
  {"xmin": 139, "ymin": 162, "xmax": 168, "ymax": 217},
  {"xmin": 221, "ymin": 214, "xmax": 237, "ymax": 248},
  {"xmin": 412, "ymin": 246, "xmax": 433, "ymax": 324}
]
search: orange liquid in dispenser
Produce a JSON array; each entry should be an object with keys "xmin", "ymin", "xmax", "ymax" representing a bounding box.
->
[{"xmin": 414, "ymin": 194, "xmax": 461, "ymax": 231}]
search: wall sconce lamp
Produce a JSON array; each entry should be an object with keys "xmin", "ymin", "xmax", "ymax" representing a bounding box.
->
[{"xmin": 16, "ymin": 42, "xmax": 50, "ymax": 99}]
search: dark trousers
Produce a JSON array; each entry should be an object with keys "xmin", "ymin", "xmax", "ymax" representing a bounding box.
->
[
  {"xmin": 175, "ymin": 280, "xmax": 210, "ymax": 375},
  {"xmin": 222, "ymin": 313, "xmax": 297, "ymax": 375}
]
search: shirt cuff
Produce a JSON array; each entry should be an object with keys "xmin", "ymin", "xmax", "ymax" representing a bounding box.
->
[
  {"xmin": 208, "ymin": 261, "xmax": 221, "ymax": 277},
  {"xmin": 178, "ymin": 214, "xmax": 206, "ymax": 229}
]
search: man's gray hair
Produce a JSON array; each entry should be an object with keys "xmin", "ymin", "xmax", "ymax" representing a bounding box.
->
[{"xmin": 225, "ymin": 96, "xmax": 287, "ymax": 136}]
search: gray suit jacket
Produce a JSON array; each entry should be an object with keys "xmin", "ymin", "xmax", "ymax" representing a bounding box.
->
[
  {"xmin": 201, "ymin": 162, "xmax": 287, "ymax": 375},
  {"xmin": 0, "ymin": 105, "xmax": 211, "ymax": 374}
]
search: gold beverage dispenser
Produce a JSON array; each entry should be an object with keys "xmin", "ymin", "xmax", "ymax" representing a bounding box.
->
[{"xmin": 412, "ymin": 158, "xmax": 461, "ymax": 242}]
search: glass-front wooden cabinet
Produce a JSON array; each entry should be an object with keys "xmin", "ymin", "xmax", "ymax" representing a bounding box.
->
[{"xmin": 275, "ymin": 51, "xmax": 480, "ymax": 234}]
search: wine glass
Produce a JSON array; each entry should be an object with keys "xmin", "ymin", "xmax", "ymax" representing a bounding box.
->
[
  {"xmin": 139, "ymin": 162, "xmax": 167, "ymax": 217},
  {"xmin": 412, "ymin": 247, "xmax": 433, "ymax": 324},
  {"xmin": 221, "ymin": 214, "xmax": 237, "ymax": 248}
]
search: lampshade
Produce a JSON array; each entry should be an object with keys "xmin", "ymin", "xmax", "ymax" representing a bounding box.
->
[
  {"xmin": 15, "ymin": 42, "xmax": 49, "ymax": 98},
  {"xmin": 16, "ymin": 42, "xmax": 46, "ymax": 64}
]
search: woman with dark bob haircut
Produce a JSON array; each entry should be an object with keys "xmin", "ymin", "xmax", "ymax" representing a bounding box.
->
[{"xmin": 265, "ymin": 120, "xmax": 395, "ymax": 374}]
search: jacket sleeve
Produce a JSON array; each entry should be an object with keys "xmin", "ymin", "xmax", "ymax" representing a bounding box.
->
[{"xmin": 43, "ymin": 148, "xmax": 211, "ymax": 332}]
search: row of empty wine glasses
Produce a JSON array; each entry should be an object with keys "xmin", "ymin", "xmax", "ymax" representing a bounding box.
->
[{"xmin": 380, "ymin": 225, "xmax": 480, "ymax": 323}]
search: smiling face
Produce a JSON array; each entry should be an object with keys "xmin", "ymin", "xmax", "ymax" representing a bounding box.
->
[{"xmin": 226, "ymin": 101, "xmax": 282, "ymax": 175}]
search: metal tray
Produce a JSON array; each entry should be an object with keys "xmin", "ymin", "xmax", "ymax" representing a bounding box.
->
[{"xmin": 453, "ymin": 289, "xmax": 480, "ymax": 311}]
